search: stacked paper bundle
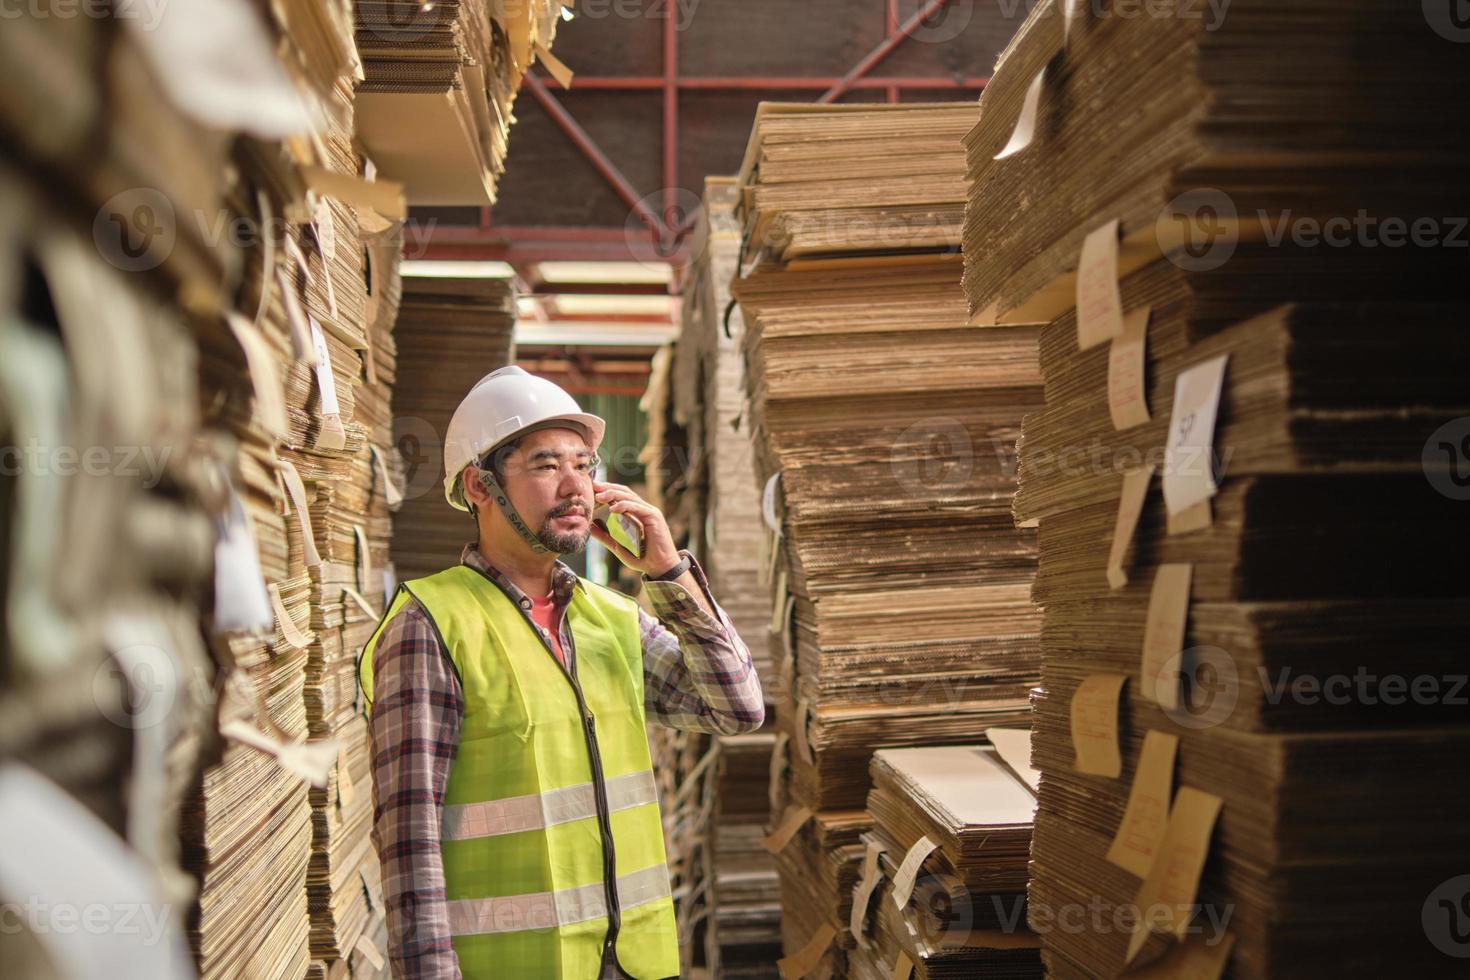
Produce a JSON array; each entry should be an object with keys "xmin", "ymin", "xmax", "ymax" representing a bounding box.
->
[
  {"xmin": 355, "ymin": 0, "xmax": 569, "ymax": 203},
  {"xmin": 847, "ymin": 744, "xmax": 1043, "ymax": 980},
  {"xmin": 705, "ymin": 732, "xmax": 783, "ymax": 978},
  {"xmin": 959, "ymin": 6, "xmax": 1470, "ymax": 977},
  {"xmin": 732, "ymin": 104, "xmax": 1049, "ymax": 977},
  {"xmin": 735, "ymin": 104, "xmax": 979, "ymax": 263},
  {"xmin": 390, "ymin": 276, "xmax": 517, "ymax": 581},
  {"xmin": 182, "ymin": 5, "xmax": 409, "ymax": 975},
  {"xmin": 734, "ymin": 255, "xmax": 1042, "ymax": 813},
  {"xmin": 1014, "ymin": 283, "xmax": 1470, "ymax": 979},
  {"xmin": 765, "ymin": 809, "xmax": 872, "ymax": 980},
  {"xmin": 960, "ymin": 0, "xmax": 1470, "ymax": 328},
  {"xmin": 683, "ymin": 177, "xmax": 779, "ymax": 693}
]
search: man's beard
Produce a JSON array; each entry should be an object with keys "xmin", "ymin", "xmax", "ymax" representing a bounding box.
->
[{"xmin": 537, "ymin": 499, "xmax": 591, "ymax": 555}]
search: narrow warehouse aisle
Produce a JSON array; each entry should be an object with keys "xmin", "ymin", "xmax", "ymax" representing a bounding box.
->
[{"xmin": 2, "ymin": 3, "xmax": 1469, "ymax": 980}]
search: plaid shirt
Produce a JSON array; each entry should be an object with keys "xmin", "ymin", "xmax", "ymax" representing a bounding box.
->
[{"xmin": 366, "ymin": 544, "xmax": 765, "ymax": 979}]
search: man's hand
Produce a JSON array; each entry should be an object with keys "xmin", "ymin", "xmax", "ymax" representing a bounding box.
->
[{"xmin": 590, "ymin": 481, "xmax": 683, "ymax": 578}]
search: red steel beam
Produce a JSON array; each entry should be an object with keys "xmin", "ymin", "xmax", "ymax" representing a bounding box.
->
[
  {"xmin": 540, "ymin": 74, "xmax": 985, "ymax": 91},
  {"xmin": 522, "ymin": 74, "xmax": 667, "ymax": 238},
  {"xmin": 663, "ymin": 9, "xmax": 679, "ymax": 226},
  {"xmin": 819, "ymin": 0, "xmax": 954, "ymax": 103}
]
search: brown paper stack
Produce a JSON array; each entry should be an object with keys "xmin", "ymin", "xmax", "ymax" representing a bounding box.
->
[
  {"xmin": 735, "ymin": 255, "xmax": 1042, "ymax": 813},
  {"xmin": 389, "ymin": 276, "xmax": 517, "ymax": 581},
  {"xmin": 355, "ymin": 0, "xmax": 568, "ymax": 204},
  {"xmin": 1012, "ymin": 278, "xmax": 1470, "ymax": 978},
  {"xmin": 958, "ymin": 2, "xmax": 1470, "ymax": 975},
  {"xmin": 960, "ymin": 0, "xmax": 1470, "ymax": 328},
  {"xmin": 735, "ymin": 104, "xmax": 979, "ymax": 264},
  {"xmin": 679, "ymin": 177, "xmax": 780, "ymax": 694},
  {"xmin": 704, "ymin": 732, "xmax": 783, "ymax": 978},
  {"xmin": 732, "ymin": 104, "xmax": 1046, "ymax": 976}
]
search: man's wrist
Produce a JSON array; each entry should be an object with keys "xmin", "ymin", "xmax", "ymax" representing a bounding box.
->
[{"xmin": 645, "ymin": 553, "xmax": 691, "ymax": 583}]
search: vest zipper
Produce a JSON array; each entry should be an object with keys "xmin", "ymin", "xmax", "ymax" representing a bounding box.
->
[{"xmin": 472, "ymin": 568, "xmax": 626, "ymax": 976}]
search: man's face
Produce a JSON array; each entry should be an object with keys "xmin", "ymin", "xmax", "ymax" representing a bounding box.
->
[{"xmin": 497, "ymin": 427, "xmax": 596, "ymax": 554}]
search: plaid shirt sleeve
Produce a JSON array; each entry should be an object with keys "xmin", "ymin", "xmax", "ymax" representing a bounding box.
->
[
  {"xmin": 366, "ymin": 599, "xmax": 464, "ymax": 980},
  {"xmin": 638, "ymin": 551, "xmax": 767, "ymax": 735}
]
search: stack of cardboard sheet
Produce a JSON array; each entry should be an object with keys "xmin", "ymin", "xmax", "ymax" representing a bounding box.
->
[
  {"xmin": 735, "ymin": 255, "xmax": 1042, "ymax": 813},
  {"xmin": 732, "ymin": 103, "xmax": 1047, "ymax": 977},
  {"xmin": 768, "ymin": 809, "xmax": 872, "ymax": 980},
  {"xmin": 389, "ymin": 275, "xmax": 517, "ymax": 581},
  {"xmin": 678, "ymin": 177, "xmax": 779, "ymax": 692},
  {"xmin": 735, "ymin": 104, "xmax": 979, "ymax": 264},
  {"xmin": 705, "ymin": 732, "xmax": 783, "ymax": 978},
  {"xmin": 961, "ymin": 0, "xmax": 1470, "ymax": 327},
  {"xmin": 847, "ymin": 745, "xmax": 1043, "ymax": 980},
  {"xmin": 355, "ymin": 0, "xmax": 569, "ymax": 204},
  {"xmin": 645, "ymin": 722, "xmax": 713, "ymax": 975},
  {"xmin": 1014, "ymin": 284, "xmax": 1470, "ymax": 979},
  {"xmin": 961, "ymin": 7, "xmax": 1470, "ymax": 976}
]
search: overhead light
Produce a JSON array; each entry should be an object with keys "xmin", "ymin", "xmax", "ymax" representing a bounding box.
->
[
  {"xmin": 400, "ymin": 260, "xmax": 516, "ymax": 279},
  {"xmin": 552, "ymin": 294, "xmax": 673, "ymax": 316},
  {"xmin": 536, "ymin": 261, "xmax": 673, "ymax": 285}
]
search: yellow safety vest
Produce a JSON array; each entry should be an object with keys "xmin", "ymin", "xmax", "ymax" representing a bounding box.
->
[{"xmin": 358, "ymin": 564, "xmax": 680, "ymax": 979}]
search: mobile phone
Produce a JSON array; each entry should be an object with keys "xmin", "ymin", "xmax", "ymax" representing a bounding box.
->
[{"xmin": 593, "ymin": 504, "xmax": 644, "ymax": 559}]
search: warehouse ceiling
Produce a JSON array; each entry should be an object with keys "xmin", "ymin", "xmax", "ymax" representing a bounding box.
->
[{"xmin": 408, "ymin": 0, "xmax": 1026, "ymax": 393}]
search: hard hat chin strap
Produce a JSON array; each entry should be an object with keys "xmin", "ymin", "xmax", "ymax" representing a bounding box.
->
[{"xmin": 475, "ymin": 469, "xmax": 551, "ymax": 554}]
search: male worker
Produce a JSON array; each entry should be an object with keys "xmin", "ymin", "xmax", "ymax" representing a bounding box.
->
[{"xmin": 358, "ymin": 366, "xmax": 764, "ymax": 980}]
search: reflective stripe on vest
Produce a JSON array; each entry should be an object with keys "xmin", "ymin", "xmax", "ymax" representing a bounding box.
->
[
  {"xmin": 446, "ymin": 861, "xmax": 671, "ymax": 938},
  {"xmin": 443, "ymin": 769, "xmax": 659, "ymax": 842}
]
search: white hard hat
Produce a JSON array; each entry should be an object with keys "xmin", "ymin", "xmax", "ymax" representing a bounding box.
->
[{"xmin": 442, "ymin": 366, "xmax": 606, "ymax": 511}]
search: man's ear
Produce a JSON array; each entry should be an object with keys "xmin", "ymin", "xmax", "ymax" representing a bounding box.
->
[{"xmin": 461, "ymin": 464, "xmax": 489, "ymax": 508}]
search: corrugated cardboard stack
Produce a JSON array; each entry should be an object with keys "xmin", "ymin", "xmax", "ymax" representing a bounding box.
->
[
  {"xmin": 847, "ymin": 743, "xmax": 1043, "ymax": 980},
  {"xmin": 355, "ymin": 0, "xmax": 570, "ymax": 204},
  {"xmin": 677, "ymin": 178, "xmax": 783, "ymax": 977},
  {"xmin": 963, "ymin": 3, "xmax": 1470, "ymax": 977},
  {"xmin": 960, "ymin": 0, "xmax": 1470, "ymax": 329},
  {"xmin": 732, "ymin": 103, "xmax": 1045, "ymax": 978},
  {"xmin": 0, "ymin": 5, "xmax": 400, "ymax": 979},
  {"xmin": 389, "ymin": 275, "xmax": 517, "ymax": 581},
  {"xmin": 210, "ymin": 4, "xmax": 405, "ymax": 975},
  {"xmin": 685, "ymin": 177, "xmax": 779, "ymax": 693}
]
